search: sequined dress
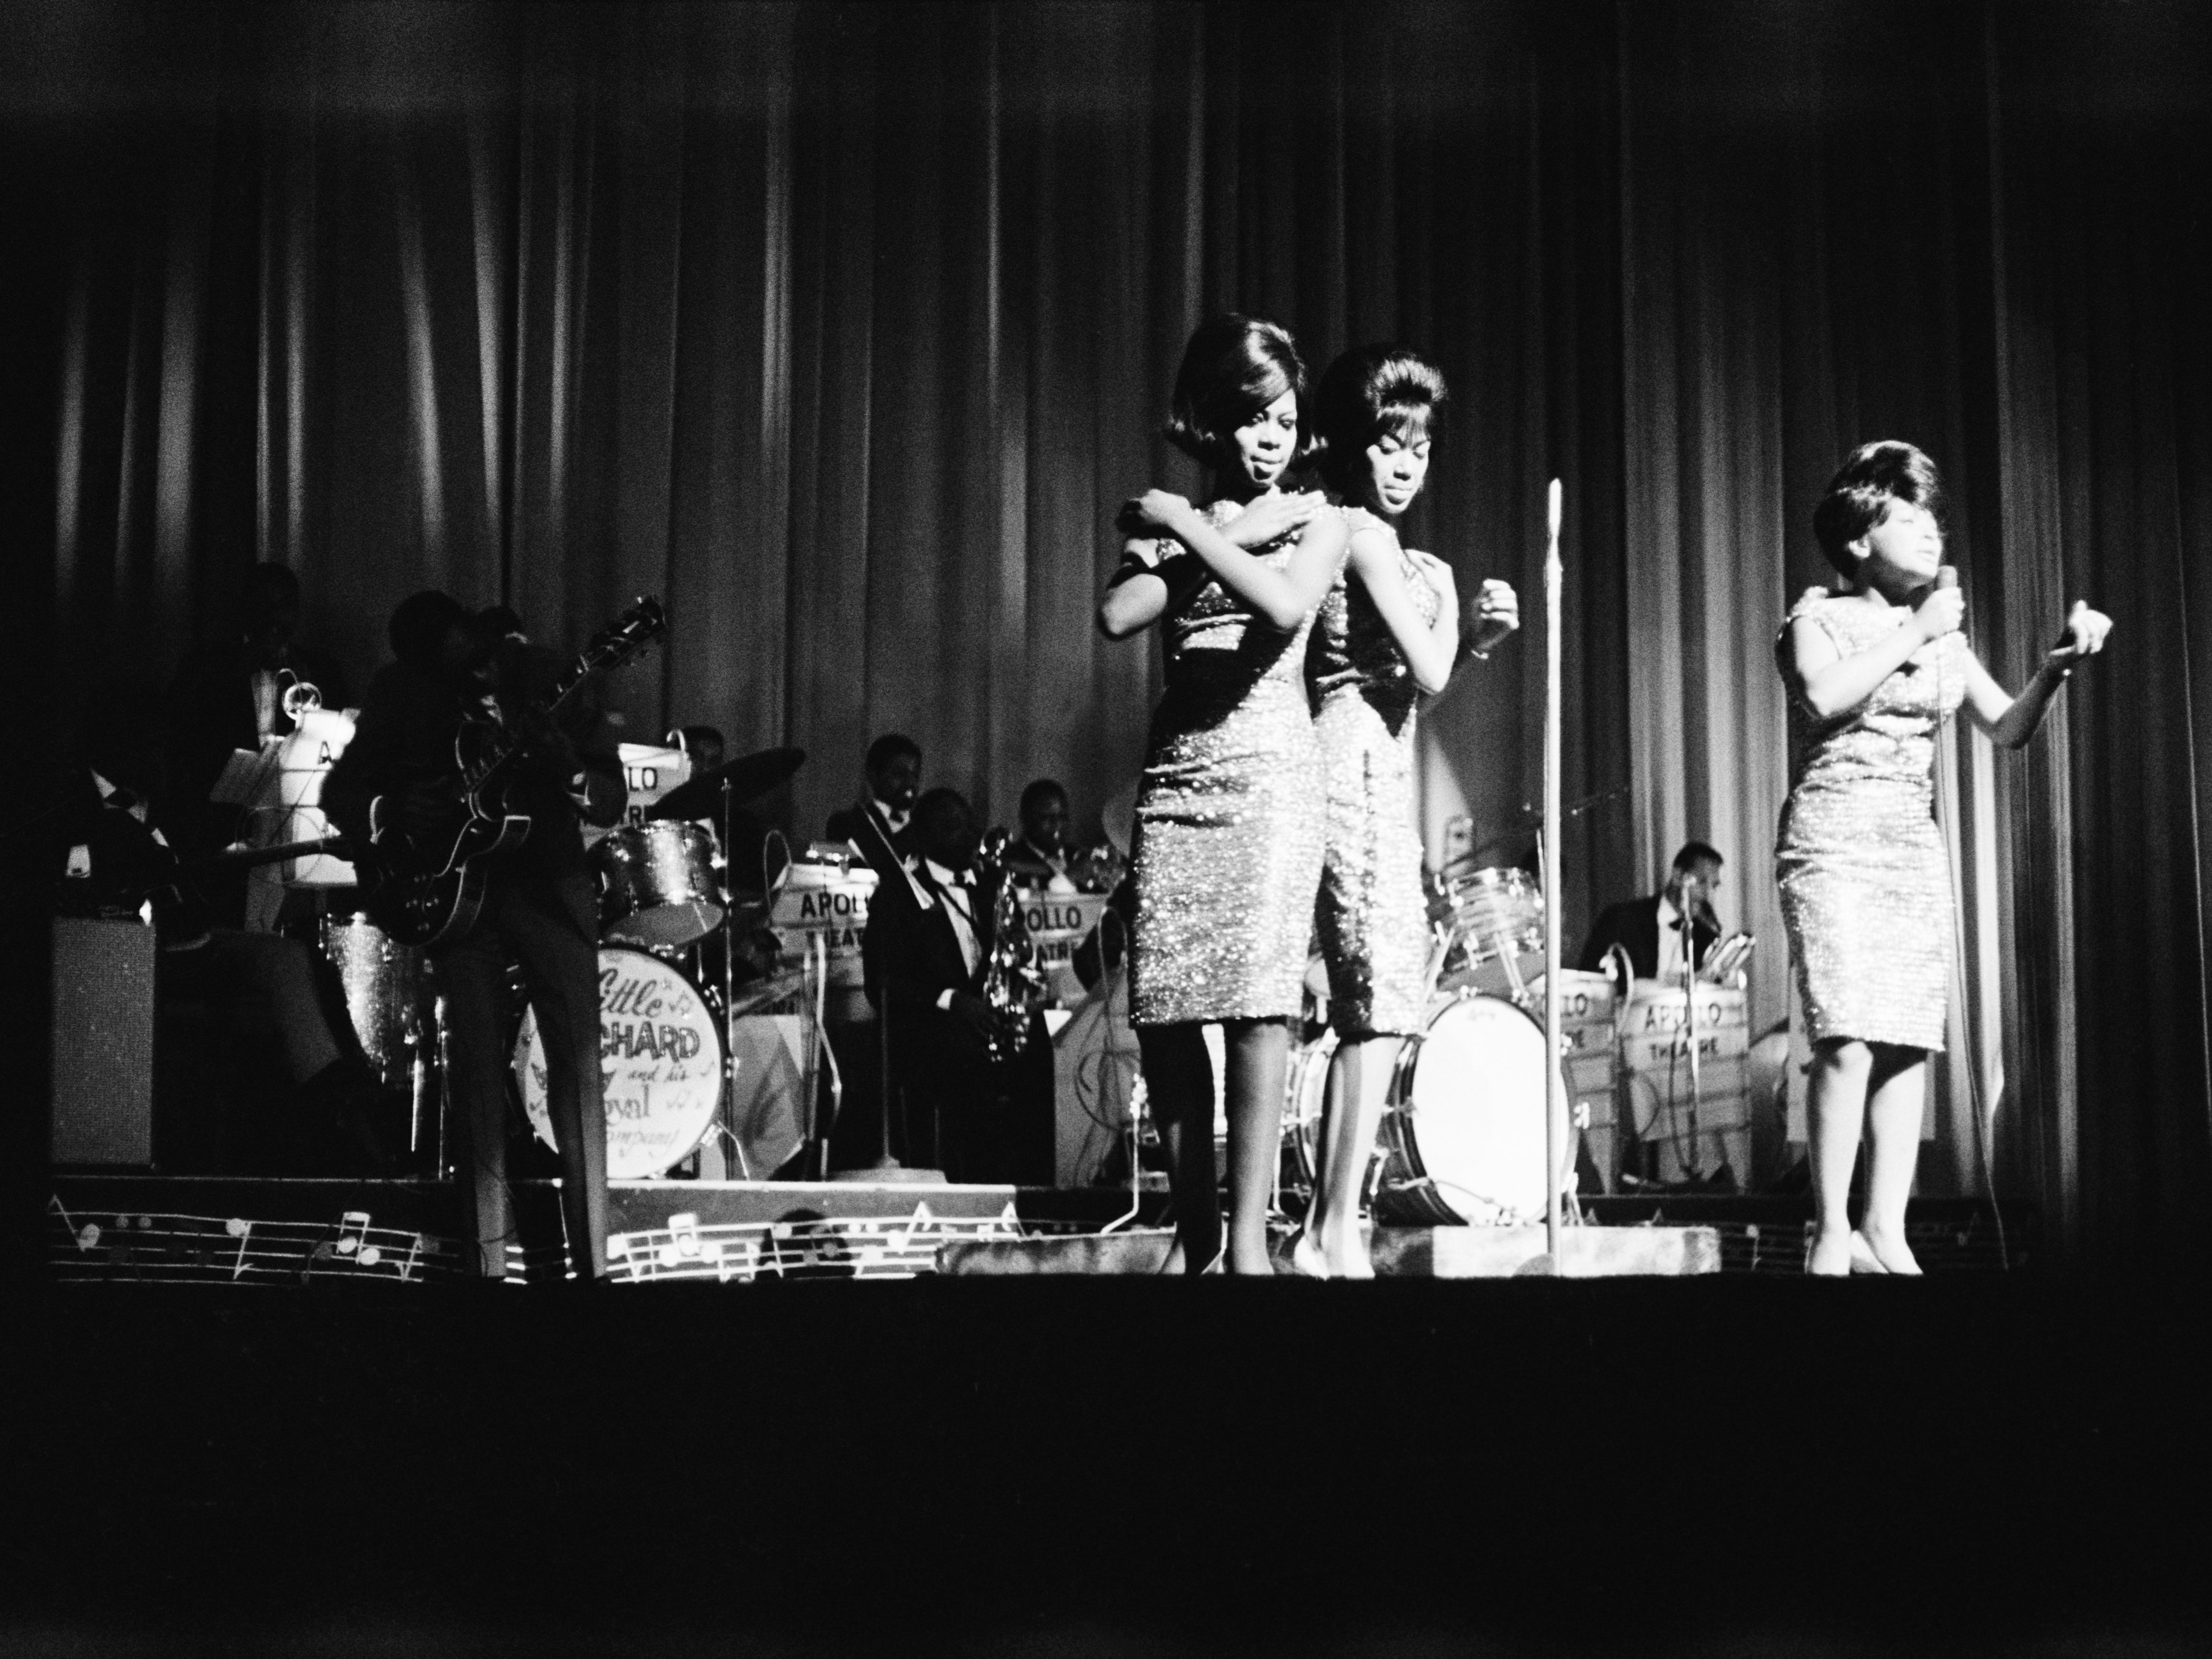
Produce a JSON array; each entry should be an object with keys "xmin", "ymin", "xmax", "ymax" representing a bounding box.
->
[
  {"xmin": 1774, "ymin": 587, "xmax": 1968, "ymax": 1050},
  {"xmin": 1309, "ymin": 511, "xmax": 1441, "ymax": 1037},
  {"xmin": 1120, "ymin": 498, "xmax": 1328, "ymax": 1025}
]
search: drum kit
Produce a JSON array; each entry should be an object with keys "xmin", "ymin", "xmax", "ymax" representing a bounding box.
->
[
  {"xmin": 311, "ymin": 742, "xmax": 813, "ymax": 1181},
  {"xmin": 1281, "ymin": 861, "xmax": 1754, "ymax": 1224}
]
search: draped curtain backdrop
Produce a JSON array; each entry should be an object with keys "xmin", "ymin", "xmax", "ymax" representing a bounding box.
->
[{"xmin": 11, "ymin": 0, "xmax": 2209, "ymax": 1262}]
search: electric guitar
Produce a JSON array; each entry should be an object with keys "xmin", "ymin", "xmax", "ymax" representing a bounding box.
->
[{"xmin": 358, "ymin": 598, "xmax": 667, "ymax": 948}]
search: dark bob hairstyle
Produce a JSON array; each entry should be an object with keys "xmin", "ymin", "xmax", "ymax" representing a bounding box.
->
[
  {"xmin": 1812, "ymin": 440, "xmax": 1944, "ymax": 579},
  {"xmin": 1162, "ymin": 313, "xmax": 1317, "ymax": 471},
  {"xmin": 1312, "ymin": 344, "xmax": 1449, "ymax": 496}
]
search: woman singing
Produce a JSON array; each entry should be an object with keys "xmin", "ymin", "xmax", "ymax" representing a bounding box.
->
[
  {"xmin": 1098, "ymin": 314, "xmax": 1349, "ymax": 1275},
  {"xmin": 1780, "ymin": 441, "xmax": 2109, "ymax": 1275},
  {"xmin": 1293, "ymin": 345, "xmax": 1518, "ymax": 1278}
]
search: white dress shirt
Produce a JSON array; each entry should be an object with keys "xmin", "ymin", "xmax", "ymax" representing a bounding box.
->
[
  {"xmin": 1655, "ymin": 892, "xmax": 1688, "ymax": 982},
  {"xmin": 926, "ymin": 858, "xmax": 980, "ymax": 1011}
]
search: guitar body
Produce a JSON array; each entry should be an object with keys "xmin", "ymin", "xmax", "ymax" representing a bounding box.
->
[
  {"xmin": 358, "ymin": 806, "xmax": 530, "ymax": 948},
  {"xmin": 352, "ymin": 597, "xmax": 668, "ymax": 949}
]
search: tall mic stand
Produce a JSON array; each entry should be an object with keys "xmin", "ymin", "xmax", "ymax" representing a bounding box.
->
[
  {"xmin": 1676, "ymin": 885, "xmax": 1705, "ymax": 1183},
  {"xmin": 1540, "ymin": 478, "xmax": 1566, "ymax": 1272}
]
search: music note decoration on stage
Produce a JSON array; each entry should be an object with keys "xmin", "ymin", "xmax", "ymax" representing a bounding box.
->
[{"xmin": 45, "ymin": 1195, "xmax": 461, "ymax": 1285}]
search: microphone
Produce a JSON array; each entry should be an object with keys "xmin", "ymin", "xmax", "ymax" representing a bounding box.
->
[{"xmin": 1936, "ymin": 566, "xmax": 1958, "ymax": 592}]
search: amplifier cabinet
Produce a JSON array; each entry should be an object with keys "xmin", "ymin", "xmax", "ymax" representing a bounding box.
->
[{"xmin": 49, "ymin": 918, "xmax": 157, "ymax": 1167}]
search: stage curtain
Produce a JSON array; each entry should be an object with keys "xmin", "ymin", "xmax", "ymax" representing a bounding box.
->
[{"xmin": 18, "ymin": 0, "xmax": 2211, "ymax": 1260}]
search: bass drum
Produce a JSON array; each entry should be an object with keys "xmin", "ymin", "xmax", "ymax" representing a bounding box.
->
[
  {"xmin": 512, "ymin": 946, "xmax": 726, "ymax": 1179},
  {"xmin": 1372, "ymin": 992, "xmax": 1573, "ymax": 1227}
]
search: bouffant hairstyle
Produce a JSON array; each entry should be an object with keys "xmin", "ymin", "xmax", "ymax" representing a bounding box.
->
[
  {"xmin": 1313, "ymin": 344, "xmax": 1449, "ymax": 495},
  {"xmin": 1812, "ymin": 441, "xmax": 1944, "ymax": 579},
  {"xmin": 1162, "ymin": 313, "xmax": 1316, "ymax": 471}
]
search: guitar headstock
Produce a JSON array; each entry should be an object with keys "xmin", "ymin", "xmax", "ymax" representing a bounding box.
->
[{"xmin": 578, "ymin": 597, "xmax": 668, "ymax": 677}]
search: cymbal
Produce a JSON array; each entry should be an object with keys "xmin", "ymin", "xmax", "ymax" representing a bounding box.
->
[{"xmin": 647, "ymin": 747, "xmax": 806, "ymax": 820}]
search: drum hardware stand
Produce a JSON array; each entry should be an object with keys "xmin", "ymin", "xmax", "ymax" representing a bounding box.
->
[
  {"xmin": 430, "ymin": 989, "xmax": 454, "ymax": 1181},
  {"xmin": 714, "ymin": 775, "xmax": 754, "ymax": 1180},
  {"xmin": 799, "ymin": 929, "xmax": 844, "ymax": 1179}
]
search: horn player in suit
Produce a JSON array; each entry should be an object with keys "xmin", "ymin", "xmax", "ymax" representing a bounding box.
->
[{"xmin": 861, "ymin": 787, "xmax": 1052, "ymax": 1185}]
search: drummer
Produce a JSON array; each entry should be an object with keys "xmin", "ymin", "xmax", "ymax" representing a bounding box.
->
[
  {"xmin": 998, "ymin": 779, "xmax": 1078, "ymax": 891},
  {"xmin": 1578, "ymin": 840, "xmax": 1725, "ymax": 996}
]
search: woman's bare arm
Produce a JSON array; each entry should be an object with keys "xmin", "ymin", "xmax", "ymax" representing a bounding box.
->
[
  {"xmin": 1350, "ymin": 532, "xmax": 1458, "ymax": 693},
  {"xmin": 1958, "ymin": 601, "xmax": 2114, "ymax": 749},
  {"xmin": 1122, "ymin": 490, "xmax": 1347, "ymax": 631},
  {"xmin": 1783, "ymin": 586, "xmax": 1962, "ymax": 720}
]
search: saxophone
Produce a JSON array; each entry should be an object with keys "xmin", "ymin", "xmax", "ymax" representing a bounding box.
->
[{"xmin": 974, "ymin": 829, "xmax": 1048, "ymax": 1062}]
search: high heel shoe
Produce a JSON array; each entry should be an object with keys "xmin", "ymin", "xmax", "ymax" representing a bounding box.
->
[
  {"xmin": 1856, "ymin": 1228, "xmax": 1923, "ymax": 1276},
  {"xmin": 1288, "ymin": 1231, "xmax": 1330, "ymax": 1279}
]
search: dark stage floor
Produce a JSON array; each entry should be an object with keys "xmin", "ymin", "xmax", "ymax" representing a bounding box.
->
[{"xmin": 4, "ymin": 1271, "xmax": 2209, "ymax": 1655}]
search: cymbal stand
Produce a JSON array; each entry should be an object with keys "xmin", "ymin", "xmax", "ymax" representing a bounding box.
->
[
  {"xmin": 717, "ymin": 775, "xmax": 752, "ymax": 1179},
  {"xmin": 807, "ymin": 929, "xmax": 843, "ymax": 1178}
]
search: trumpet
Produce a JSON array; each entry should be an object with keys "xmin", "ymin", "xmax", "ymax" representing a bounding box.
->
[{"xmin": 975, "ymin": 829, "xmax": 1050, "ymax": 1062}]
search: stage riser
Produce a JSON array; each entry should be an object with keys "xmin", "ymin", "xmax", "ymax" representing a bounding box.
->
[
  {"xmin": 46, "ymin": 1179, "xmax": 2028, "ymax": 1283},
  {"xmin": 937, "ymin": 1226, "xmax": 1722, "ymax": 1277}
]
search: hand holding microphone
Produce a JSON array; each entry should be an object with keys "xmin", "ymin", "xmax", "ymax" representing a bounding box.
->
[{"xmin": 1913, "ymin": 564, "xmax": 1965, "ymax": 645}]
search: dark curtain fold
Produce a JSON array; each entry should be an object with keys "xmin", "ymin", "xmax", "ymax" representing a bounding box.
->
[{"xmin": 14, "ymin": 0, "xmax": 2211, "ymax": 1260}]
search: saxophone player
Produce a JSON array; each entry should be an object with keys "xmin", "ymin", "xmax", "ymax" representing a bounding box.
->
[{"xmin": 861, "ymin": 788, "xmax": 1054, "ymax": 1184}]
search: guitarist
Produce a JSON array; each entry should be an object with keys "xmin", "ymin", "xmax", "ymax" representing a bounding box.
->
[{"xmin": 324, "ymin": 592, "xmax": 625, "ymax": 1283}]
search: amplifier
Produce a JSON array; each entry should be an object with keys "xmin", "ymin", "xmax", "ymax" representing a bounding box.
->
[{"xmin": 49, "ymin": 918, "xmax": 157, "ymax": 1166}]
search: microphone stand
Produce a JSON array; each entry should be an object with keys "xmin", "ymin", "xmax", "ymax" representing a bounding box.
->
[
  {"xmin": 1541, "ymin": 478, "xmax": 1566, "ymax": 1271},
  {"xmin": 1677, "ymin": 891, "xmax": 1704, "ymax": 1184}
]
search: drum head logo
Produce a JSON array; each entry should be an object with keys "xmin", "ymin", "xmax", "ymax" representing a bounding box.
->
[{"xmin": 514, "ymin": 947, "xmax": 724, "ymax": 1178}]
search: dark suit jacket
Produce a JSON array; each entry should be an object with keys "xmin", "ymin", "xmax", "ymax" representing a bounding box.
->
[
  {"xmin": 862, "ymin": 865, "xmax": 1052, "ymax": 1183},
  {"xmin": 826, "ymin": 799, "xmax": 912, "ymax": 888},
  {"xmin": 863, "ymin": 865, "xmax": 988, "ymax": 1044},
  {"xmin": 1578, "ymin": 894, "xmax": 1720, "ymax": 989}
]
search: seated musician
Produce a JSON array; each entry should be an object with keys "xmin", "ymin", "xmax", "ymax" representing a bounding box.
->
[
  {"xmin": 324, "ymin": 593, "xmax": 624, "ymax": 1283},
  {"xmin": 862, "ymin": 788, "xmax": 1052, "ymax": 1185},
  {"xmin": 48, "ymin": 720, "xmax": 391, "ymax": 1172},
  {"xmin": 1000, "ymin": 779, "xmax": 1075, "ymax": 889},
  {"xmin": 1578, "ymin": 840, "xmax": 1726, "ymax": 996},
  {"xmin": 825, "ymin": 732, "xmax": 921, "ymax": 886},
  {"xmin": 160, "ymin": 562, "xmax": 352, "ymax": 930}
]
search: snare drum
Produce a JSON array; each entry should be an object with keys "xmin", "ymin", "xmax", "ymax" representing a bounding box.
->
[
  {"xmin": 1371, "ymin": 991, "xmax": 1573, "ymax": 1226},
  {"xmin": 1433, "ymin": 866, "xmax": 1546, "ymax": 1000},
  {"xmin": 512, "ymin": 945, "xmax": 727, "ymax": 1178},
  {"xmin": 595, "ymin": 821, "xmax": 723, "ymax": 949},
  {"xmin": 320, "ymin": 913, "xmax": 426, "ymax": 1090}
]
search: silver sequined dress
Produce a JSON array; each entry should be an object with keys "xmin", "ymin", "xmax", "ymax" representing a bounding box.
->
[
  {"xmin": 1774, "ymin": 587, "xmax": 1967, "ymax": 1051},
  {"xmin": 1310, "ymin": 510, "xmax": 1440, "ymax": 1038},
  {"xmin": 1122, "ymin": 498, "xmax": 1328, "ymax": 1026}
]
